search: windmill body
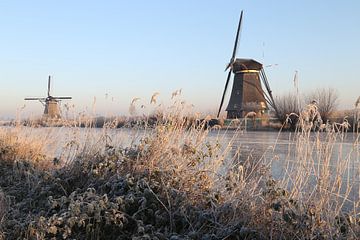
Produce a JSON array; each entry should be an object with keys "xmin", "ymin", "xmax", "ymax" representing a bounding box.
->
[
  {"xmin": 24, "ymin": 76, "xmax": 72, "ymax": 119},
  {"xmin": 226, "ymin": 58, "xmax": 267, "ymax": 118},
  {"xmin": 217, "ymin": 11, "xmax": 277, "ymax": 119},
  {"xmin": 43, "ymin": 98, "xmax": 61, "ymax": 119}
]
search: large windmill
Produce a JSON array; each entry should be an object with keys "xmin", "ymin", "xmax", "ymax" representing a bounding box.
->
[
  {"xmin": 24, "ymin": 76, "xmax": 72, "ymax": 119},
  {"xmin": 217, "ymin": 11, "xmax": 277, "ymax": 119}
]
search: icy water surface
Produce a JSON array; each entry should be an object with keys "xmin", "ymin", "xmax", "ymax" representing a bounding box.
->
[
  {"xmin": 5, "ymin": 126, "xmax": 359, "ymax": 178},
  {"xmin": 208, "ymin": 130, "xmax": 360, "ymax": 177},
  {"xmin": 3, "ymin": 126, "xmax": 360, "ymax": 206},
  {"xmin": 209, "ymin": 130, "xmax": 360, "ymax": 208}
]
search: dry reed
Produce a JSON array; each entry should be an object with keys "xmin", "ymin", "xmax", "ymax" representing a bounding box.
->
[{"xmin": 0, "ymin": 98, "xmax": 359, "ymax": 239}]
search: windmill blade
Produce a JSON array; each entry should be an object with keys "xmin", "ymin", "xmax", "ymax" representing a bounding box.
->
[
  {"xmin": 260, "ymin": 69, "xmax": 278, "ymax": 114},
  {"xmin": 53, "ymin": 96, "xmax": 72, "ymax": 100},
  {"xmin": 232, "ymin": 10, "xmax": 243, "ymax": 61},
  {"xmin": 225, "ymin": 10, "xmax": 244, "ymax": 71},
  {"xmin": 47, "ymin": 75, "xmax": 51, "ymax": 97},
  {"xmin": 24, "ymin": 97, "xmax": 46, "ymax": 101},
  {"xmin": 217, "ymin": 70, "xmax": 232, "ymax": 118}
]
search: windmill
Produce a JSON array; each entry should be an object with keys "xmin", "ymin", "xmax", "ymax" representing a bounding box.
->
[
  {"xmin": 217, "ymin": 11, "xmax": 277, "ymax": 119},
  {"xmin": 24, "ymin": 76, "xmax": 72, "ymax": 119}
]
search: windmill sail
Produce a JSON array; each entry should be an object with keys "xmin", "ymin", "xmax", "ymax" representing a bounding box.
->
[
  {"xmin": 217, "ymin": 10, "xmax": 243, "ymax": 118},
  {"xmin": 47, "ymin": 75, "xmax": 51, "ymax": 97}
]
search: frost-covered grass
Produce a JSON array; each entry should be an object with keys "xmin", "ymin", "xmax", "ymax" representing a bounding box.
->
[{"xmin": 0, "ymin": 104, "xmax": 359, "ymax": 239}]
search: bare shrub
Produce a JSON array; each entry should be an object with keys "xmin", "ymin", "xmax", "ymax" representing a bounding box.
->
[{"xmin": 305, "ymin": 88, "xmax": 339, "ymax": 123}]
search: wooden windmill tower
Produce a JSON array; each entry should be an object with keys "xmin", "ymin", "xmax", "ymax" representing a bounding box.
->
[
  {"xmin": 217, "ymin": 11, "xmax": 277, "ymax": 119},
  {"xmin": 24, "ymin": 76, "xmax": 72, "ymax": 119}
]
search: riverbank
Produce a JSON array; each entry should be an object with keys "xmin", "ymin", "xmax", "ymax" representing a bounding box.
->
[{"xmin": 3, "ymin": 113, "xmax": 358, "ymax": 133}]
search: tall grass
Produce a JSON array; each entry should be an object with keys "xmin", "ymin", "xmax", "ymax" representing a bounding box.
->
[{"xmin": 0, "ymin": 100, "xmax": 359, "ymax": 239}]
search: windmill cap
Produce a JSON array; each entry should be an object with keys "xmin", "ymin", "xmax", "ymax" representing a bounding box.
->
[{"xmin": 233, "ymin": 58, "xmax": 263, "ymax": 72}]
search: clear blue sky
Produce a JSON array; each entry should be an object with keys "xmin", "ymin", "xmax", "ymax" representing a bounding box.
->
[{"xmin": 0, "ymin": 1, "xmax": 359, "ymax": 118}]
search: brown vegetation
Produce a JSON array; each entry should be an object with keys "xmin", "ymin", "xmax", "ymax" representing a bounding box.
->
[
  {"xmin": 274, "ymin": 88, "xmax": 341, "ymax": 130},
  {"xmin": 305, "ymin": 88, "xmax": 339, "ymax": 123},
  {"xmin": 274, "ymin": 92, "xmax": 300, "ymax": 129}
]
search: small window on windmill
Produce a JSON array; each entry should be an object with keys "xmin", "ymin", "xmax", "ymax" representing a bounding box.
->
[
  {"xmin": 234, "ymin": 104, "xmax": 238, "ymax": 109},
  {"xmin": 236, "ymin": 90, "xmax": 241, "ymax": 95}
]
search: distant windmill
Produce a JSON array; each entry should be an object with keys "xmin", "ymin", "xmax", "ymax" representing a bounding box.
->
[
  {"xmin": 24, "ymin": 76, "xmax": 72, "ymax": 119},
  {"xmin": 217, "ymin": 11, "xmax": 277, "ymax": 119}
]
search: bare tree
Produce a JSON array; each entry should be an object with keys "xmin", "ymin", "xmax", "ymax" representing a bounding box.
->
[
  {"xmin": 305, "ymin": 88, "xmax": 339, "ymax": 123},
  {"xmin": 274, "ymin": 92, "xmax": 302, "ymax": 129}
]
